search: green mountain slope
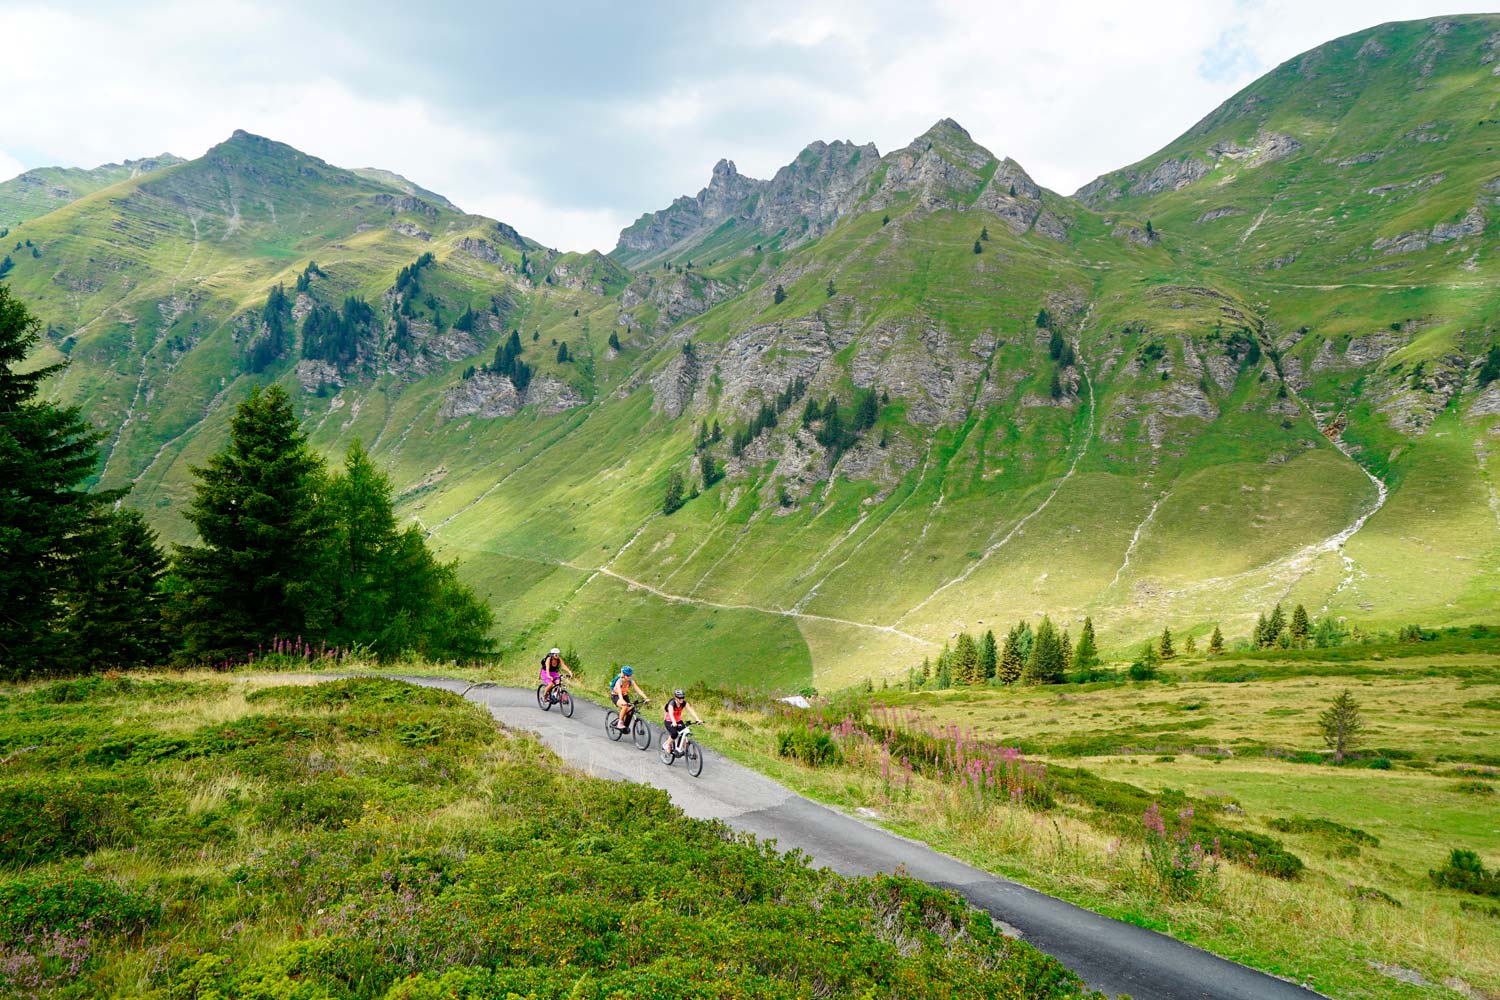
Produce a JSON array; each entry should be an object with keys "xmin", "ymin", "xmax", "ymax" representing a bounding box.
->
[
  {"xmin": 10, "ymin": 15, "xmax": 1500, "ymax": 689},
  {"xmin": 0, "ymin": 153, "xmax": 183, "ymax": 227}
]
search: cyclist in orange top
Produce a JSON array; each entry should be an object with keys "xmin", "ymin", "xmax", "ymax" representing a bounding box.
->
[
  {"xmin": 611, "ymin": 666, "xmax": 650, "ymax": 730},
  {"xmin": 662, "ymin": 688, "xmax": 703, "ymax": 753}
]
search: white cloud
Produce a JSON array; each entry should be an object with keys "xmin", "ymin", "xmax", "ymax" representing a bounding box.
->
[{"xmin": 2, "ymin": 1, "xmax": 1496, "ymax": 250}]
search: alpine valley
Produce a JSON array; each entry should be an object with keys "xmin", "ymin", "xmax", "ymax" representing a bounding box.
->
[{"xmin": 9, "ymin": 14, "xmax": 1500, "ymax": 688}]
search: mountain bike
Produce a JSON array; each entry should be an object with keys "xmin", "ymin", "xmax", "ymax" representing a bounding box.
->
[
  {"xmin": 535, "ymin": 678, "xmax": 574, "ymax": 717},
  {"xmin": 604, "ymin": 697, "xmax": 651, "ymax": 750},
  {"xmin": 659, "ymin": 722, "xmax": 704, "ymax": 777}
]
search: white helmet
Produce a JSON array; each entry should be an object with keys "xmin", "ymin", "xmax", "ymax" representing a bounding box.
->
[{"xmin": 550, "ymin": 647, "xmax": 561, "ymax": 655}]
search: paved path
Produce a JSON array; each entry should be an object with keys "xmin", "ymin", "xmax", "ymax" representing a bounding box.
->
[{"xmin": 374, "ymin": 676, "xmax": 1325, "ymax": 1000}]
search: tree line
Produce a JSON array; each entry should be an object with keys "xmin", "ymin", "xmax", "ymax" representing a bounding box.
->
[
  {"xmin": 0, "ymin": 286, "xmax": 493, "ymax": 680},
  {"xmin": 916, "ymin": 615, "xmax": 1103, "ymax": 689}
]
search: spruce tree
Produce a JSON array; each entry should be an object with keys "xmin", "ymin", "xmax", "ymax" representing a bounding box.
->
[
  {"xmin": 662, "ymin": 471, "xmax": 686, "ymax": 515},
  {"xmin": 1024, "ymin": 616, "xmax": 1064, "ymax": 684},
  {"xmin": 1290, "ymin": 603, "xmax": 1310, "ymax": 646},
  {"xmin": 1158, "ymin": 625, "xmax": 1175, "ymax": 660},
  {"xmin": 1060, "ymin": 628, "xmax": 1073, "ymax": 672},
  {"xmin": 826, "ymin": 279, "xmax": 836, "ymax": 298},
  {"xmin": 608, "ymin": 331, "xmax": 622, "ymax": 351},
  {"xmin": 973, "ymin": 240, "xmax": 983, "ymax": 255},
  {"xmin": 953, "ymin": 632, "xmax": 979, "ymax": 685},
  {"xmin": 1049, "ymin": 369, "xmax": 1063, "ymax": 400},
  {"xmin": 171, "ymin": 385, "xmax": 331, "ymax": 662},
  {"xmin": 1266, "ymin": 603, "xmax": 1286, "ymax": 646},
  {"xmin": 323, "ymin": 441, "xmax": 399, "ymax": 651},
  {"xmin": 1318, "ymin": 690, "xmax": 1364, "ymax": 763},
  {"xmin": 979, "ymin": 629, "xmax": 998, "ymax": 683},
  {"xmin": 1072, "ymin": 616, "xmax": 1100, "ymax": 671},
  {"xmin": 1048, "ymin": 329, "xmax": 1065, "ymax": 360},
  {"xmin": 701, "ymin": 453, "xmax": 719, "ymax": 489},
  {"xmin": 1253, "ymin": 612, "xmax": 1269, "ymax": 648},
  {"xmin": 0, "ymin": 286, "xmax": 122, "ymax": 676},
  {"xmin": 980, "ymin": 226, "xmax": 990, "ymax": 242},
  {"xmin": 1183, "ymin": 634, "xmax": 1197, "ymax": 656},
  {"xmin": 1208, "ymin": 624, "xmax": 1225, "ymax": 655},
  {"xmin": 773, "ymin": 284, "xmax": 786, "ymax": 305},
  {"xmin": 998, "ymin": 627, "xmax": 1025, "ymax": 684},
  {"xmin": 59, "ymin": 509, "xmax": 170, "ymax": 672}
]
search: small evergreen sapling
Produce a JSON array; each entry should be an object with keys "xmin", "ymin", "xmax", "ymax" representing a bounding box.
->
[{"xmin": 1318, "ymin": 690, "xmax": 1365, "ymax": 763}]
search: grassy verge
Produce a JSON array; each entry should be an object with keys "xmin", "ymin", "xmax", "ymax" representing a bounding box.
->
[
  {"xmin": 0, "ymin": 671, "xmax": 1103, "ymax": 999},
  {"xmin": 696, "ymin": 656, "xmax": 1500, "ymax": 999}
]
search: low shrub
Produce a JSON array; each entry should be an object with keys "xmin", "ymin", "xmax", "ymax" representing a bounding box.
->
[
  {"xmin": 1430, "ymin": 848, "xmax": 1500, "ymax": 898},
  {"xmin": 1454, "ymin": 780, "xmax": 1496, "ymax": 796},
  {"xmin": 777, "ymin": 728, "xmax": 843, "ymax": 767},
  {"xmin": 1347, "ymin": 884, "xmax": 1401, "ymax": 907},
  {"xmin": 1269, "ymin": 816, "xmax": 1380, "ymax": 848},
  {"xmin": 0, "ymin": 871, "xmax": 158, "ymax": 936},
  {"xmin": 0, "ymin": 776, "xmax": 139, "ymax": 866}
]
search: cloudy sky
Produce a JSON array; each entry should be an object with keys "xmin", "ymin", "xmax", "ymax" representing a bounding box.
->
[{"xmin": 2, "ymin": 1, "xmax": 1493, "ymax": 251}]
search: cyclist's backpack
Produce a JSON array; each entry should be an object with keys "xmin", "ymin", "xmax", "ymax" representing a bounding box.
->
[{"xmin": 542, "ymin": 653, "xmax": 561, "ymax": 671}]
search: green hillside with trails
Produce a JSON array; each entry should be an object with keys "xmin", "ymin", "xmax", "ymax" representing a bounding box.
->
[{"xmin": 7, "ymin": 15, "xmax": 1500, "ymax": 689}]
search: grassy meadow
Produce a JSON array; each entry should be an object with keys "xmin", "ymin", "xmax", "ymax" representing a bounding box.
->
[
  {"xmin": 689, "ymin": 644, "xmax": 1500, "ymax": 999},
  {"xmin": 0, "ymin": 672, "xmax": 1098, "ymax": 1000}
]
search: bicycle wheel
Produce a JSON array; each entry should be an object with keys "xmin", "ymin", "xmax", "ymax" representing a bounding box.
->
[
  {"xmin": 685, "ymin": 740, "xmax": 703, "ymax": 777},
  {"xmin": 536, "ymin": 684, "xmax": 550, "ymax": 711},
  {"xmin": 559, "ymin": 689, "xmax": 574, "ymax": 718},
  {"xmin": 631, "ymin": 715, "xmax": 651, "ymax": 750},
  {"xmin": 659, "ymin": 732, "xmax": 675, "ymax": 765},
  {"xmin": 604, "ymin": 710, "xmax": 623, "ymax": 741}
]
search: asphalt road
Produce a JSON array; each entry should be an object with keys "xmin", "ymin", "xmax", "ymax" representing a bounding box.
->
[{"xmin": 384, "ymin": 676, "xmax": 1325, "ymax": 1000}]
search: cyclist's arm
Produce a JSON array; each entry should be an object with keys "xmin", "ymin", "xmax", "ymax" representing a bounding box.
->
[
  {"xmin": 634, "ymin": 683, "xmax": 651, "ymax": 702},
  {"xmin": 560, "ymin": 659, "xmax": 575, "ymax": 677}
]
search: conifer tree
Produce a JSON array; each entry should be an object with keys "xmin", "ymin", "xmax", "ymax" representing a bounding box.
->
[
  {"xmin": 172, "ymin": 385, "xmax": 331, "ymax": 662},
  {"xmin": 773, "ymin": 284, "xmax": 786, "ymax": 305},
  {"xmin": 59, "ymin": 509, "xmax": 170, "ymax": 672},
  {"xmin": 1318, "ymin": 690, "xmax": 1364, "ymax": 763},
  {"xmin": 1183, "ymin": 634, "xmax": 1197, "ymax": 656},
  {"xmin": 1209, "ymin": 624, "xmax": 1225, "ymax": 655},
  {"xmin": 973, "ymin": 240, "xmax": 983, "ymax": 255},
  {"xmin": 1253, "ymin": 612, "xmax": 1270, "ymax": 648},
  {"xmin": 662, "ymin": 471, "xmax": 686, "ymax": 515},
  {"xmin": 998, "ymin": 627, "xmax": 1025, "ymax": 684},
  {"xmin": 826, "ymin": 279, "xmax": 836, "ymax": 297},
  {"xmin": 1060, "ymin": 628, "xmax": 1073, "ymax": 672},
  {"xmin": 1072, "ymin": 616, "xmax": 1100, "ymax": 671},
  {"xmin": 1290, "ymin": 603, "xmax": 1310, "ymax": 646},
  {"xmin": 979, "ymin": 629, "xmax": 998, "ymax": 683},
  {"xmin": 1036, "ymin": 308, "xmax": 1051, "ymax": 329},
  {"xmin": 1024, "ymin": 616, "xmax": 1065, "ymax": 684},
  {"xmin": 953, "ymin": 632, "xmax": 979, "ymax": 685},
  {"xmin": 980, "ymin": 226, "xmax": 990, "ymax": 242},
  {"xmin": 1158, "ymin": 625, "xmax": 1175, "ymax": 659},
  {"xmin": 556, "ymin": 341, "xmax": 570, "ymax": 364},
  {"xmin": 0, "ymin": 287, "xmax": 128, "ymax": 675},
  {"xmin": 1049, "ymin": 329, "xmax": 1065, "ymax": 360},
  {"xmin": 608, "ymin": 331, "xmax": 622, "ymax": 351},
  {"xmin": 1049, "ymin": 369, "xmax": 1063, "ymax": 399},
  {"xmin": 701, "ymin": 453, "xmax": 719, "ymax": 489},
  {"xmin": 322, "ymin": 440, "xmax": 399, "ymax": 650},
  {"xmin": 1267, "ymin": 602, "xmax": 1286, "ymax": 646}
]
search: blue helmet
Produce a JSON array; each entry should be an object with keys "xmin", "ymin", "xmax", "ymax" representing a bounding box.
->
[{"xmin": 621, "ymin": 665, "xmax": 633, "ymax": 676}]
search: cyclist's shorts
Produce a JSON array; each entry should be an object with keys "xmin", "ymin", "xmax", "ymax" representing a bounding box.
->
[{"xmin": 539, "ymin": 668, "xmax": 561, "ymax": 684}]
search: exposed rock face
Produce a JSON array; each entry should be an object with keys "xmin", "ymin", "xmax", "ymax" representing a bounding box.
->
[
  {"xmin": 615, "ymin": 159, "xmax": 764, "ymax": 259},
  {"xmin": 618, "ymin": 271, "xmax": 735, "ymax": 339},
  {"xmin": 440, "ymin": 371, "xmax": 583, "ymax": 420},
  {"xmin": 759, "ymin": 140, "xmax": 879, "ymax": 236},
  {"xmin": 1373, "ymin": 205, "xmax": 1485, "ymax": 253},
  {"xmin": 1077, "ymin": 130, "xmax": 1301, "ymax": 205},
  {"xmin": 615, "ymin": 119, "xmax": 1062, "ymax": 257},
  {"xmin": 1197, "ymin": 207, "xmax": 1243, "ymax": 223},
  {"xmin": 370, "ymin": 193, "xmax": 440, "ymax": 218},
  {"xmin": 650, "ymin": 348, "xmax": 702, "ymax": 419}
]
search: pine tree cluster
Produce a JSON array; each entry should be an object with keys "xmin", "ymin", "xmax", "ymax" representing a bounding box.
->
[
  {"xmin": 486, "ymin": 329, "xmax": 533, "ymax": 390},
  {"xmin": 917, "ymin": 615, "xmax": 1104, "ymax": 690},
  {"xmin": 0, "ymin": 287, "xmax": 493, "ymax": 679}
]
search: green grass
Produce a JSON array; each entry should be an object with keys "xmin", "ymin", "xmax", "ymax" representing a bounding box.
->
[
  {"xmin": 705, "ymin": 649, "xmax": 1500, "ymax": 998},
  {"xmin": 0, "ymin": 672, "xmax": 1098, "ymax": 999}
]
